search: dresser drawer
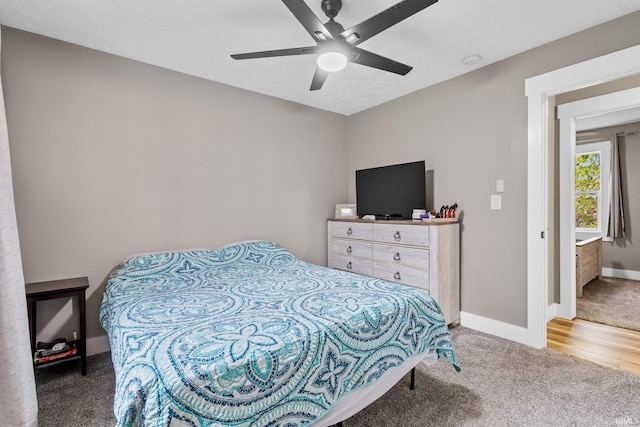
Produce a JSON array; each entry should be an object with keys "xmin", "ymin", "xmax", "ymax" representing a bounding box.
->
[
  {"xmin": 372, "ymin": 223, "xmax": 429, "ymax": 247},
  {"xmin": 372, "ymin": 244, "xmax": 429, "ymax": 291},
  {"xmin": 331, "ymin": 254, "xmax": 372, "ymax": 276},
  {"xmin": 372, "ymin": 244, "xmax": 429, "ymax": 270},
  {"xmin": 332, "ymin": 239, "xmax": 372, "ymax": 259},
  {"xmin": 331, "ymin": 221, "xmax": 372, "ymax": 240},
  {"xmin": 331, "ymin": 240, "xmax": 372, "ymax": 276},
  {"xmin": 372, "ymin": 263, "xmax": 429, "ymax": 291}
]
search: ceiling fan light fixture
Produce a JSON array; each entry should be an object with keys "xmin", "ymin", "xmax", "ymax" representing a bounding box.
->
[{"xmin": 317, "ymin": 51, "xmax": 347, "ymax": 72}]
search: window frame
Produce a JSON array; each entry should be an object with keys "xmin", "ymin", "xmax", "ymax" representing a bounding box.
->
[{"xmin": 575, "ymin": 140, "xmax": 611, "ymax": 242}]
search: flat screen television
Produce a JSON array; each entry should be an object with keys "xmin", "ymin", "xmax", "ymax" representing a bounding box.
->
[{"xmin": 356, "ymin": 160, "xmax": 426, "ymax": 220}]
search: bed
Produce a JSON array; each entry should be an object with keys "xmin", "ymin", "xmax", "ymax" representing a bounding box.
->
[{"xmin": 100, "ymin": 241, "xmax": 459, "ymax": 426}]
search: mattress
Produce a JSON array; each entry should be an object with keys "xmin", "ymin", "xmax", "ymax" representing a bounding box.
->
[{"xmin": 100, "ymin": 241, "xmax": 459, "ymax": 426}]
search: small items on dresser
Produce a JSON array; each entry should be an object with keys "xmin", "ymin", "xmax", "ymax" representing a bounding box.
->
[
  {"xmin": 412, "ymin": 209, "xmax": 426, "ymax": 221},
  {"xmin": 436, "ymin": 203, "xmax": 458, "ymax": 218},
  {"xmin": 418, "ymin": 203, "xmax": 458, "ymax": 221}
]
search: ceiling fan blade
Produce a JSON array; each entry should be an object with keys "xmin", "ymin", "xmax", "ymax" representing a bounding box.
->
[
  {"xmin": 340, "ymin": 0, "xmax": 438, "ymax": 47},
  {"xmin": 282, "ymin": 0, "xmax": 333, "ymax": 42},
  {"xmin": 231, "ymin": 46, "xmax": 316, "ymax": 60},
  {"xmin": 310, "ymin": 67, "xmax": 329, "ymax": 91},
  {"xmin": 350, "ymin": 47, "xmax": 412, "ymax": 75}
]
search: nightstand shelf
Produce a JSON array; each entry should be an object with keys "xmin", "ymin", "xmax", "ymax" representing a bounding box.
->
[
  {"xmin": 26, "ymin": 277, "xmax": 89, "ymax": 376},
  {"xmin": 33, "ymin": 339, "xmax": 81, "ymax": 368}
]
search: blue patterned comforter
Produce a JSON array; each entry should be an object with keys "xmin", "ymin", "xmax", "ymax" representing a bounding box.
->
[{"xmin": 100, "ymin": 241, "xmax": 459, "ymax": 426}]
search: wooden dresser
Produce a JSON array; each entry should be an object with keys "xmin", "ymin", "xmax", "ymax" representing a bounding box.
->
[
  {"xmin": 576, "ymin": 236, "xmax": 602, "ymax": 297},
  {"xmin": 327, "ymin": 219, "xmax": 460, "ymax": 325}
]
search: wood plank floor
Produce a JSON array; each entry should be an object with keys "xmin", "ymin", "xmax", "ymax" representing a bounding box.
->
[{"xmin": 547, "ymin": 317, "xmax": 640, "ymax": 375}]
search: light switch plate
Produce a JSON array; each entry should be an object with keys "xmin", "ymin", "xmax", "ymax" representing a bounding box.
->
[{"xmin": 491, "ymin": 194, "xmax": 502, "ymax": 210}]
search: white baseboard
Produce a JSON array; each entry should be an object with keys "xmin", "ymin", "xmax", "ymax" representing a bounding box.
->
[
  {"xmin": 87, "ymin": 334, "xmax": 110, "ymax": 356},
  {"xmin": 602, "ymin": 267, "xmax": 640, "ymax": 281},
  {"xmin": 546, "ymin": 303, "xmax": 559, "ymax": 322},
  {"xmin": 460, "ymin": 311, "xmax": 537, "ymax": 347}
]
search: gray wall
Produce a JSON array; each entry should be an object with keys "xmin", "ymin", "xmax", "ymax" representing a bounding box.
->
[
  {"xmin": 3, "ymin": 10, "xmax": 640, "ymax": 342},
  {"xmin": 347, "ymin": 12, "xmax": 640, "ymax": 327},
  {"xmin": 2, "ymin": 27, "xmax": 348, "ymax": 341}
]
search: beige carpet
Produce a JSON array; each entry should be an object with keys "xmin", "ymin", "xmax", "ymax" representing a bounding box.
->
[
  {"xmin": 35, "ymin": 326, "xmax": 640, "ymax": 427},
  {"xmin": 576, "ymin": 276, "xmax": 640, "ymax": 332}
]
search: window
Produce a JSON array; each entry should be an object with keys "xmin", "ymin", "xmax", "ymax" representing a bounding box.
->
[
  {"xmin": 575, "ymin": 152, "xmax": 600, "ymax": 229},
  {"xmin": 575, "ymin": 140, "xmax": 611, "ymax": 241}
]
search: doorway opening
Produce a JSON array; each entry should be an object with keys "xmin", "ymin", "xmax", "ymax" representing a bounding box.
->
[
  {"xmin": 524, "ymin": 43, "xmax": 640, "ymax": 349},
  {"xmin": 556, "ymin": 87, "xmax": 640, "ymax": 320}
]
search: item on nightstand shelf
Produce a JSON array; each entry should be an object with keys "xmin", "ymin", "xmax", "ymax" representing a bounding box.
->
[
  {"xmin": 33, "ymin": 339, "xmax": 77, "ymax": 364},
  {"xmin": 36, "ymin": 339, "xmax": 67, "ymax": 355}
]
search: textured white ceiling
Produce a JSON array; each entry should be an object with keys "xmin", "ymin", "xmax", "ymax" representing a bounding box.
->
[{"xmin": 1, "ymin": 0, "xmax": 640, "ymax": 116}]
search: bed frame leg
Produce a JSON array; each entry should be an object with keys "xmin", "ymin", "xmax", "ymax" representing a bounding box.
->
[{"xmin": 410, "ymin": 367, "xmax": 415, "ymax": 390}]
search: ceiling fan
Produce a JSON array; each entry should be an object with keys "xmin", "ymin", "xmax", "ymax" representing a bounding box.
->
[{"xmin": 231, "ymin": 0, "xmax": 438, "ymax": 91}]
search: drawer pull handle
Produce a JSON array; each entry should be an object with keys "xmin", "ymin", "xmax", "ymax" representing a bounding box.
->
[
  {"xmin": 394, "ymin": 231, "xmax": 401, "ymax": 241},
  {"xmin": 347, "ymin": 262, "xmax": 352, "ymax": 269},
  {"xmin": 346, "ymin": 246, "xmax": 352, "ymax": 254},
  {"xmin": 347, "ymin": 227, "xmax": 353, "ymax": 236},
  {"xmin": 393, "ymin": 272, "xmax": 401, "ymax": 280},
  {"xmin": 393, "ymin": 253, "xmax": 401, "ymax": 262}
]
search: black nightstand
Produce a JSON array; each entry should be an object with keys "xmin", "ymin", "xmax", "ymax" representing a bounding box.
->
[{"xmin": 26, "ymin": 277, "xmax": 89, "ymax": 376}]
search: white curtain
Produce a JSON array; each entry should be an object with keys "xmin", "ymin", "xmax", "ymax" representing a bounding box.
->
[
  {"xmin": 0, "ymin": 31, "xmax": 39, "ymax": 427},
  {"xmin": 607, "ymin": 132, "xmax": 625, "ymax": 239}
]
